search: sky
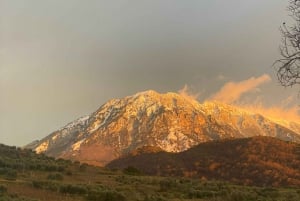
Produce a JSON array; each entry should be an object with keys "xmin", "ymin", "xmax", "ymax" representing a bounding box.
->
[{"xmin": 0, "ymin": 0, "xmax": 299, "ymax": 146}]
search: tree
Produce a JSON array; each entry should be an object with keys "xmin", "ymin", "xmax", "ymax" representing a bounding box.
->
[{"xmin": 275, "ymin": 0, "xmax": 300, "ymax": 87}]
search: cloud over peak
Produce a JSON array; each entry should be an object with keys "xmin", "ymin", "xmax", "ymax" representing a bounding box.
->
[{"xmin": 210, "ymin": 74, "xmax": 271, "ymax": 104}]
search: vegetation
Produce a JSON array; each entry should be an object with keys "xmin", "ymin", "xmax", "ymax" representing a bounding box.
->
[
  {"xmin": 0, "ymin": 141, "xmax": 299, "ymax": 201},
  {"xmin": 122, "ymin": 166, "xmax": 143, "ymax": 176},
  {"xmin": 108, "ymin": 136, "xmax": 300, "ymax": 187}
]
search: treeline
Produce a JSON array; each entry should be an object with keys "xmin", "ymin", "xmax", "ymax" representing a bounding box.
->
[
  {"xmin": 0, "ymin": 144, "xmax": 69, "ymax": 172},
  {"xmin": 0, "ymin": 144, "xmax": 71, "ymax": 181},
  {"xmin": 107, "ymin": 136, "xmax": 300, "ymax": 187}
]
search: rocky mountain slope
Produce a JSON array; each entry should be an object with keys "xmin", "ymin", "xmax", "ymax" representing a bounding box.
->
[
  {"xmin": 26, "ymin": 90, "xmax": 300, "ymax": 166},
  {"xmin": 107, "ymin": 136, "xmax": 300, "ymax": 187}
]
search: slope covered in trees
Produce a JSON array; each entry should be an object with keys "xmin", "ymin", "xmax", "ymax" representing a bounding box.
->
[
  {"xmin": 107, "ymin": 136, "xmax": 300, "ymax": 187},
  {"xmin": 0, "ymin": 141, "xmax": 299, "ymax": 201}
]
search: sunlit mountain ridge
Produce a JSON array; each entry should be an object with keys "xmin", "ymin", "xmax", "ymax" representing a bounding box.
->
[{"xmin": 26, "ymin": 90, "xmax": 300, "ymax": 166}]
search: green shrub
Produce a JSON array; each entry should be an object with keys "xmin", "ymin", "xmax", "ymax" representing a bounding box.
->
[
  {"xmin": 4, "ymin": 169, "xmax": 17, "ymax": 181},
  {"xmin": 0, "ymin": 194, "xmax": 40, "ymax": 201},
  {"xmin": 47, "ymin": 173, "xmax": 63, "ymax": 181},
  {"xmin": 123, "ymin": 166, "xmax": 142, "ymax": 176},
  {"xmin": 143, "ymin": 194, "xmax": 166, "ymax": 201},
  {"xmin": 65, "ymin": 170, "xmax": 72, "ymax": 176},
  {"xmin": 226, "ymin": 190, "xmax": 257, "ymax": 201},
  {"xmin": 31, "ymin": 180, "xmax": 59, "ymax": 192},
  {"xmin": 188, "ymin": 190, "xmax": 215, "ymax": 199},
  {"xmin": 86, "ymin": 190, "xmax": 126, "ymax": 201},
  {"xmin": 0, "ymin": 168, "xmax": 8, "ymax": 175},
  {"xmin": 0, "ymin": 185, "xmax": 7, "ymax": 194},
  {"xmin": 59, "ymin": 184, "xmax": 87, "ymax": 195},
  {"xmin": 79, "ymin": 163, "xmax": 88, "ymax": 171},
  {"xmin": 159, "ymin": 179, "xmax": 178, "ymax": 192}
]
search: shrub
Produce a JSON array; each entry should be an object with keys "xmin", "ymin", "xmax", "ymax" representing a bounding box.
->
[
  {"xmin": 144, "ymin": 194, "xmax": 166, "ymax": 201},
  {"xmin": 47, "ymin": 173, "xmax": 63, "ymax": 181},
  {"xmin": 0, "ymin": 168, "xmax": 8, "ymax": 175},
  {"xmin": 226, "ymin": 190, "xmax": 257, "ymax": 201},
  {"xmin": 31, "ymin": 180, "xmax": 59, "ymax": 192},
  {"xmin": 4, "ymin": 169, "xmax": 17, "ymax": 181},
  {"xmin": 65, "ymin": 170, "xmax": 72, "ymax": 176},
  {"xmin": 188, "ymin": 190, "xmax": 215, "ymax": 199},
  {"xmin": 79, "ymin": 163, "xmax": 88, "ymax": 171},
  {"xmin": 123, "ymin": 166, "xmax": 142, "ymax": 176},
  {"xmin": 59, "ymin": 184, "xmax": 87, "ymax": 195},
  {"xmin": 159, "ymin": 179, "xmax": 178, "ymax": 192},
  {"xmin": 86, "ymin": 190, "xmax": 126, "ymax": 201},
  {"xmin": 0, "ymin": 185, "xmax": 7, "ymax": 194}
]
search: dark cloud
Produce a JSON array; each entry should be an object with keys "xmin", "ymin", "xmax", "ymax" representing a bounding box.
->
[{"xmin": 0, "ymin": 0, "xmax": 298, "ymax": 146}]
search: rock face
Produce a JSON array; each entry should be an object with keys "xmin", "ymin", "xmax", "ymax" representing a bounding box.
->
[{"xmin": 26, "ymin": 90, "xmax": 300, "ymax": 166}]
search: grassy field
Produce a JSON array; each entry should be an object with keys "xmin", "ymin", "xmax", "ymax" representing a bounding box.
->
[{"xmin": 0, "ymin": 144, "xmax": 299, "ymax": 201}]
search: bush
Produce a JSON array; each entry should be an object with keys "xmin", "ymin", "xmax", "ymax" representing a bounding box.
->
[
  {"xmin": 86, "ymin": 190, "xmax": 126, "ymax": 201},
  {"xmin": 123, "ymin": 166, "xmax": 142, "ymax": 176},
  {"xmin": 188, "ymin": 190, "xmax": 215, "ymax": 199},
  {"xmin": 47, "ymin": 173, "xmax": 63, "ymax": 181},
  {"xmin": 59, "ymin": 184, "xmax": 87, "ymax": 195},
  {"xmin": 65, "ymin": 170, "xmax": 72, "ymax": 176},
  {"xmin": 31, "ymin": 180, "xmax": 59, "ymax": 192},
  {"xmin": 159, "ymin": 179, "xmax": 178, "ymax": 192},
  {"xmin": 4, "ymin": 169, "xmax": 17, "ymax": 181},
  {"xmin": 79, "ymin": 163, "xmax": 88, "ymax": 171},
  {"xmin": 226, "ymin": 190, "xmax": 257, "ymax": 201},
  {"xmin": 144, "ymin": 194, "xmax": 166, "ymax": 201},
  {"xmin": 0, "ymin": 168, "xmax": 9, "ymax": 176},
  {"xmin": 0, "ymin": 185, "xmax": 7, "ymax": 194}
]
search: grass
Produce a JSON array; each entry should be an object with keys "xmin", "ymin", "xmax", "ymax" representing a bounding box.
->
[
  {"xmin": 1, "ymin": 165, "xmax": 300, "ymax": 201},
  {"xmin": 0, "ymin": 143, "xmax": 299, "ymax": 201}
]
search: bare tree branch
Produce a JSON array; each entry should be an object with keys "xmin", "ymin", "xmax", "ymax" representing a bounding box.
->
[{"xmin": 274, "ymin": 0, "xmax": 300, "ymax": 87}]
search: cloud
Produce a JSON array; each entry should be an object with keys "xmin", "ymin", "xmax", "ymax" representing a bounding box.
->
[
  {"xmin": 243, "ymin": 95, "xmax": 300, "ymax": 123},
  {"xmin": 201, "ymin": 74, "xmax": 299, "ymax": 124},
  {"xmin": 240, "ymin": 103, "xmax": 300, "ymax": 123},
  {"xmin": 281, "ymin": 95, "xmax": 296, "ymax": 108},
  {"xmin": 210, "ymin": 74, "xmax": 271, "ymax": 104},
  {"xmin": 178, "ymin": 84, "xmax": 201, "ymax": 100}
]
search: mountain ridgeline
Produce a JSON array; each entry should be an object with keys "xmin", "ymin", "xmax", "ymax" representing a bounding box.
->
[{"xmin": 26, "ymin": 90, "xmax": 300, "ymax": 166}]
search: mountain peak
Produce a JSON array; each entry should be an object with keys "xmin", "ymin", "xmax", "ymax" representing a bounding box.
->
[
  {"xmin": 27, "ymin": 90, "xmax": 300, "ymax": 166},
  {"xmin": 134, "ymin": 90, "xmax": 160, "ymax": 97}
]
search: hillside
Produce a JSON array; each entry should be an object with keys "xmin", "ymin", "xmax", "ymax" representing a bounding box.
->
[
  {"xmin": 0, "ymin": 143, "xmax": 300, "ymax": 201},
  {"xmin": 26, "ymin": 90, "xmax": 300, "ymax": 166},
  {"xmin": 107, "ymin": 136, "xmax": 300, "ymax": 187}
]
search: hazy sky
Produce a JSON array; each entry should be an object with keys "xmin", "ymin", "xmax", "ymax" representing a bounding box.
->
[{"xmin": 1, "ymin": 0, "xmax": 299, "ymax": 146}]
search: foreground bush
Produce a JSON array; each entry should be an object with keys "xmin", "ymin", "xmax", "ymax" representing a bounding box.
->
[
  {"xmin": 0, "ymin": 185, "xmax": 7, "ymax": 194},
  {"xmin": 86, "ymin": 190, "xmax": 126, "ymax": 201},
  {"xmin": 123, "ymin": 166, "xmax": 142, "ymax": 176},
  {"xmin": 47, "ymin": 173, "xmax": 63, "ymax": 181}
]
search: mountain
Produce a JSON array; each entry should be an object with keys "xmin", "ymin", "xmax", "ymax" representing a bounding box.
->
[
  {"xmin": 26, "ymin": 90, "xmax": 300, "ymax": 166},
  {"xmin": 107, "ymin": 136, "xmax": 300, "ymax": 187}
]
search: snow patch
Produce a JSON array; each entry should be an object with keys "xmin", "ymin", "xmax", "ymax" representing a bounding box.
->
[
  {"xmin": 52, "ymin": 134, "xmax": 58, "ymax": 141},
  {"xmin": 89, "ymin": 108, "xmax": 115, "ymax": 133},
  {"xmin": 89, "ymin": 119, "xmax": 102, "ymax": 133},
  {"xmin": 59, "ymin": 115, "xmax": 90, "ymax": 131},
  {"xmin": 72, "ymin": 139, "xmax": 85, "ymax": 151},
  {"xmin": 35, "ymin": 141, "xmax": 49, "ymax": 154}
]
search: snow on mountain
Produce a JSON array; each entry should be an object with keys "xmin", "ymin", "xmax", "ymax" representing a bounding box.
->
[{"xmin": 26, "ymin": 90, "xmax": 300, "ymax": 166}]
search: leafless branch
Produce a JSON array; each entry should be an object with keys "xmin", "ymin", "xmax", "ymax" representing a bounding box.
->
[{"xmin": 274, "ymin": 0, "xmax": 300, "ymax": 87}]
